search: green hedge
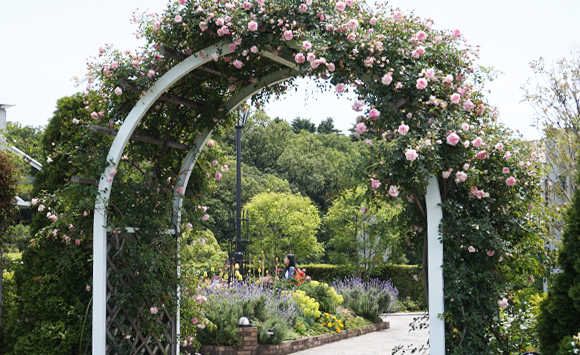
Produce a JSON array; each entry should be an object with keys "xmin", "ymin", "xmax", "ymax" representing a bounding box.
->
[{"xmin": 299, "ymin": 264, "xmax": 426, "ymax": 310}]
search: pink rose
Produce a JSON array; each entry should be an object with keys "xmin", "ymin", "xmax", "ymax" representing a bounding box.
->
[
  {"xmin": 416, "ymin": 46, "xmax": 425, "ymax": 55},
  {"xmin": 207, "ymin": 140, "xmax": 215, "ymax": 147},
  {"xmin": 364, "ymin": 139, "xmax": 373, "ymax": 146},
  {"xmin": 251, "ymin": 46, "xmax": 258, "ymax": 53},
  {"xmin": 442, "ymin": 171, "xmax": 451, "ymax": 179},
  {"xmin": 371, "ymin": 179, "xmax": 381, "ymax": 188},
  {"xmin": 498, "ymin": 298, "xmax": 508, "ymax": 309},
  {"xmin": 395, "ymin": 82, "xmax": 403, "ymax": 89},
  {"xmin": 446, "ymin": 132, "xmax": 460, "ymax": 146},
  {"xmin": 355, "ymin": 122, "xmax": 366, "ymax": 134},
  {"xmin": 472, "ymin": 137, "xmax": 484, "ymax": 148},
  {"xmin": 413, "ymin": 275, "xmax": 419, "ymax": 282},
  {"xmin": 86, "ymin": 285, "xmax": 91, "ymax": 292},
  {"xmin": 197, "ymin": 324, "xmax": 206, "ymax": 329},
  {"xmin": 243, "ymin": 1, "xmax": 253, "ymax": 9},
  {"xmin": 398, "ymin": 124, "xmax": 409, "ymax": 135},
  {"xmin": 461, "ymin": 123, "xmax": 469, "ymax": 131},
  {"xmin": 347, "ymin": 19, "xmax": 359, "ymax": 31},
  {"xmin": 405, "ymin": 149, "xmax": 418, "ymax": 161},
  {"xmin": 75, "ymin": 239, "xmax": 81, "ymax": 245},
  {"xmin": 335, "ymin": 83, "xmax": 346, "ymax": 94},
  {"xmin": 299, "ymin": 4, "xmax": 307, "ymax": 12},
  {"xmin": 455, "ymin": 171, "xmax": 467, "ymax": 183},
  {"xmin": 31, "ymin": 198, "xmax": 38, "ymax": 205},
  {"xmin": 306, "ymin": 53, "xmax": 315, "ymax": 62},
  {"xmin": 347, "ymin": 33, "xmax": 356, "ymax": 41},
  {"xmin": 487, "ymin": 251, "xmax": 495, "ymax": 256},
  {"xmin": 370, "ymin": 17, "xmax": 377, "ymax": 25},
  {"xmin": 233, "ymin": 60, "xmax": 243, "ymax": 69},
  {"xmin": 360, "ymin": 206, "xmax": 368, "ymax": 215},
  {"xmin": 191, "ymin": 317, "xmax": 198, "ymax": 324},
  {"xmin": 425, "ymin": 68, "xmax": 435, "ymax": 78},
  {"xmin": 506, "ymin": 176, "xmax": 516, "ymax": 186},
  {"xmin": 495, "ymin": 143, "xmax": 504, "ymax": 150},
  {"xmin": 392, "ymin": 11, "xmax": 403, "ymax": 21},
  {"xmin": 389, "ymin": 185, "xmax": 399, "ymax": 197},
  {"xmin": 504, "ymin": 151, "xmax": 512, "ymax": 160},
  {"xmin": 150, "ymin": 307, "xmax": 159, "ymax": 314},
  {"xmin": 450, "ymin": 93, "xmax": 461, "ymax": 104},
  {"xmin": 444, "ymin": 74, "xmax": 454, "ymax": 84},
  {"xmin": 72, "ymin": 118, "xmax": 80, "ymax": 124},
  {"xmin": 417, "ymin": 31, "xmax": 427, "ymax": 41},
  {"xmin": 175, "ymin": 15, "xmax": 182, "ymax": 23},
  {"xmin": 368, "ymin": 109, "xmax": 380, "ymax": 119},
  {"xmin": 202, "ymin": 214, "xmax": 210, "ymax": 221},
  {"xmin": 468, "ymin": 246, "xmax": 475, "ymax": 253},
  {"xmin": 38, "ymin": 204, "xmax": 45, "ymax": 211},
  {"xmin": 215, "ymin": 172, "xmax": 222, "ymax": 180},
  {"xmin": 248, "ymin": 21, "xmax": 258, "ymax": 31},
  {"xmin": 328, "ymin": 63, "xmax": 336, "ymax": 71},
  {"xmin": 476, "ymin": 151, "xmax": 488, "ymax": 160},
  {"xmin": 302, "ymin": 41, "xmax": 312, "ymax": 49},
  {"xmin": 335, "ymin": 1, "xmax": 346, "ymax": 11},
  {"xmin": 186, "ymin": 223, "xmax": 193, "ymax": 229},
  {"xmin": 381, "ymin": 73, "xmax": 393, "ymax": 85},
  {"xmin": 114, "ymin": 87, "xmax": 122, "ymax": 95},
  {"xmin": 294, "ymin": 53, "xmax": 306, "ymax": 64},
  {"xmin": 502, "ymin": 167, "xmax": 509, "ymax": 174},
  {"xmin": 452, "ymin": 29, "xmax": 461, "ymax": 38},
  {"xmin": 284, "ymin": 30, "xmax": 293, "ymax": 40},
  {"xmin": 463, "ymin": 100, "xmax": 474, "ymax": 111},
  {"xmin": 416, "ymin": 78, "xmax": 428, "ymax": 90}
]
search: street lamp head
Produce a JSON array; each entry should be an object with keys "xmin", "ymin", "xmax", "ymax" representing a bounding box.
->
[{"xmin": 236, "ymin": 104, "xmax": 250, "ymax": 128}]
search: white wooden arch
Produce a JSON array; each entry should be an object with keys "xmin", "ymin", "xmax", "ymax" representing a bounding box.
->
[
  {"xmin": 92, "ymin": 42, "xmax": 445, "ymax": 354},
  {"xmin": 92, "ymin": 40, "xmax": 301, "ymax": 354}
]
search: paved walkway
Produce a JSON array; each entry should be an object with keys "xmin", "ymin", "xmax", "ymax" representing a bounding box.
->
[{"xmin": 291, "ymin": 313, "xmax": 430, "ymax": 355}]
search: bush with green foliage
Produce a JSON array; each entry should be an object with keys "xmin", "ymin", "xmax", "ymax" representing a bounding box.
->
[
  {"xmin": 297, "ymin": 281, "xmax": 343, "ymax": 314},
  {"xmin": 538, "ymin": 160, "xmax": 580, "ymax": 355},
  {"xmin": 181, "ymin": 228, "xmax": 228, "ymax": 267}
]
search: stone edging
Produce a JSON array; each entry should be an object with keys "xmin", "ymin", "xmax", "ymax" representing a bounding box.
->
[{"xmin": 186, "ymin": 322, "xmax": 390, "ymax": 355}]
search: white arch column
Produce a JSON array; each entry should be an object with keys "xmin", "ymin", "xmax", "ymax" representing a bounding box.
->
[{"xmin": 426, "ymin": 175, "xmax": 445, "ymax": 354}]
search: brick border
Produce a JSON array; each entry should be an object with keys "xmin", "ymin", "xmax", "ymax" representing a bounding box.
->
[{"xmin": 185, "ymin": 322, "xmax": 390, "ymax": 355}]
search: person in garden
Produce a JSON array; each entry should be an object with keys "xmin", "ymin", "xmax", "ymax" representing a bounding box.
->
[{"xmin": 283, "ymin": 254, "xmax": 296, "ymax": 280}]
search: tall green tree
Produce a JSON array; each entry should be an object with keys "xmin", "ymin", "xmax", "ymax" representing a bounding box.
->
[
  {"xmin": 538, "ymin": 157, "xmax": 580, "ymax": 355},
  {"xmin": 317, "ymin": 117, "xmax": 340, "ymax": 135},
  {"xmin": 325, "ymin": 187, "xmax": 403, "ymax": 271},
  {"xmin": 290, "ymin": 117, "xmax": 316, "ymax": 134},
  {"xmin": 244, "ymin": 192, "xmax": 323, "ymax": 265}
]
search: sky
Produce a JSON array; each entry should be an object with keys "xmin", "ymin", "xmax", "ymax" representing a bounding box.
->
[{"xmin": 1, "ymin": 0, "xmax": 579, "ymax": 140}]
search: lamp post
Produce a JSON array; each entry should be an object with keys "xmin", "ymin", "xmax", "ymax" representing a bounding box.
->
[{"xmin": 234, "ymin": 104, "xmax": 250, "ymax": 271}]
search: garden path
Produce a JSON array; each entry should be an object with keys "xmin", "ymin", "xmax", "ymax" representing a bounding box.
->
[{"xmin": 291, "ymin": 313, "xmax": 429, "ymax": 355}]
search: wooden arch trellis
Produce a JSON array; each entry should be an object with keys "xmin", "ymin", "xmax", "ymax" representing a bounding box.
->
[{"xmin": 91, "ymin": 39, "xmax": 446, "ymax": 354}]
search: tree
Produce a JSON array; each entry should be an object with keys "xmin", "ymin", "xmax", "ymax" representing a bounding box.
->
[
  {"xmin": 0, "ymin": 151, "xmax": 19, "ymax": 330},
  {"xmin": 181, "ymin": 229, "xmax": 228, "ymax": 267},
  {"xmin": 325, "ymin": 187, "xmax": 403, "ymax": 272},
  {"xmin": 317, "ymin": 117, "xmax": 340, "ymax": 134},
  {"xmin": 291, "ymin": 117, "xmax": 316, "ymax": 134},
  {"xmin": 244, "ymin": 192, "xmax": 323, "ymax": 265},
  {"xmin": 537, "ymin": 158, "xmax": 580, "ymax": 355},
  {"xmin": 2, "ymin": 122, "xmax": 44, "ymax": 179}
]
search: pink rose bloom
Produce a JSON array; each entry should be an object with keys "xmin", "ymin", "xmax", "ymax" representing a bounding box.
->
[
  {"xmin": 72, "ymin": 118, "xmax": 80, "ymax": 124},
  {"xmin": 416, "ymin": 78, "xmax": 428, "ymax": 90},
  {"xmin": 360, "ymin": 206, "xmax": 368, "ymax": 215},
  {"xmin": 284, "ymin": 30, "xmax": 293, "ymax": 40},
  {"xmin": 335, "ymin": 83, "xmax": 346, "ymax": 94},
  {"xmin": 51, "ymin": 214, "xmax": 57, "ymax": 222},
  {"xmin": 461, "ymin": 123, "xmax": 469, "ymax": 131},
  {"xmin": 450, "ymin": 93, "xmax": 461, "ymax": 104},
  {"xmin": 463, "ymin": 140, "xmax": 470, "ymax": 148},
  {"xmin": 444, "ymin": 74, "xmax": 454, "ymax": 84},
  {"xmin": 199, "ymin": 238, "xmax": 206, "ymax": 245},
  {"xmin": 347, "ymin": 33, "xmax": 356, "ymax": 41},
  {"xmin": 381, "ymin": 73, "xmax": 393, "ymax": 85},
  {"xmin": 295, "ymin": 53, "xmax": 305, "ymax": 64},
  {"xmin": 243, "ymin": 1, "xmax": 253, "ymax": 9},
  {"xmin": 452, "ymin": 29, "xmax": 461, "ymax": 38},
  {"xmin": 186, "ymin": 223, "xmax": 193, "ymax": 229},
  {"xmin": 212, "ymin": 160, "xmax": 218, "ymax": 166},
  {"xmin": 371, "ymin": 179, "xmax": 381, "ymax": 188},
  {"xmin": 446, "ymin": 132, "xmax": 460, "ymax": 146},
  {"xmin": 389, "ymin": 185, "xmax": 399, "ymax": 197},
  {"xmin": 395, "ymin": 82, "xmax": 403, "ymax": 89},
  {"xmin": 216, "ymin": 18, "xmax": 224, "ymax": 26},
  {"xmin": 110, "ymin": 169, "xmax": 117, "ymax": 176},
  {"xmin": 191, "ymin": 318, "xmax": 198, "ymax": 324},
  {"xmin": 370, "ymin": 17, "xmax": 377, "ymax": 25},
  {"xmin": 407, "ymin": 195, "xmax": 415, "ymax": 203},
  {"xmin": 111, "ymin": 61, "xmax": 118, "ymax": 70},
  {"xmin": 251, "ymin": 46, "xmax": 259, "ymax": 53},
  {"xmin": 229, "ymin": 43, "xmax": 237, "ymax": 51},
  {"xmin": 86, "ymin": 285, "xmax": 91, "ymax": 292},
  {"xmin": 175, "ymin": 15, "xmax": 182, "ymax": 23},
  {"xmin": 38, "ymin": 204, "xmax": 45, "ymax": 212},
  {"xmin": 195, "ymin": 295, "xmax": 208, "ymax": 303},
  {"xmin": 463, "ymin": 100, "xmax": 474, "ymax": 111},
  {"xmin": 75, "ymin": 239, "xmax": 81, "ymax": 245},
  {"xmin": 468, "ymin": 246, "xmax": 475, "ymax": 253},
  {"xmin": 487, "ymin": 251, "xmax": 495, "ymax": 256},
  {"xmin": 306, "ymin": 53, "xmax": 315, "ymax": 62},
  {"xmin": 502, "ymin": 167, "xmax": 509, "ymax": 174},
  {"xmin": 221, "ymin": 165, "xmax": 229, "ymax": 172},
  {"xmin": 405, "ymin": 149, "xmax": 418, "ymax": 161},
  {"xmin": 207, "ymin": 140, "xmax": 215, "ymax": 147},
  {"xmin": 215, "ymin": 172, "xmax": 222, "ymax": 180},
  {"xmin": 392, "ymin": 11, "xmax": 403, "ymax": 21},
  {"xmin": 368, "ymin": 109, "xmax": 380, "ymax": 119},
  {"xmin": 364, "ymin": 139, "xmax": 373, "ymax": 146},
  {"xmin": 31, "ymin": 198, "xmax": 38, "ymax": 205},
  {"xmin": 179, "ymin": 0, "xmax": 186, "ymax": 4},
  {"xmin": 455, "ymin": 171, "xmax": 467, "ymax": 183},
  {"xmin": 398, "ymin": 124, "xmax": 409, "ymax": 135},
  {"xmin": 495, "ymin": 143, "xmax": 504, "ymax": 150},
  {"xmin": 248, "ymin": 21, "xmax": 258, "ymax": 31},
  {"xmin": 413, "ymin": 275, "xmax": 419, "ymax": 282},
  {"xmin": 442, "ymin": 171, "xmax": 451, "ymax": 179},
  {"xmin": 504, "ymin": 151, "xmax": 512, "ymax": 160},
  {"xmin": 107, "ymin": 177, "xmax": 113, "ymax": 182},
  {"xmin": 150, "ymin": 307, "xmax": 159, "ymax": 314},
  {"xmin": 364, "ymin": 57, "xmax": 374, "ymax": 67},
  {"xmin": 177, "ymin": 187, "xmax": 184, "ymax": 194},
  {"xmin": 498, "ymin": 298, "xmax": 508, "ymax": 309},
  {"xmin": 425, "ymin": 68, "xmax": 435, "ymax": 78},
  {"xmin": 114, "ymin": 87, "xmax": 122, "ymax": 95},
  {"xmin": 302, "ymin": 41, "xmax": 312, "ymax": 49},
  {"xmin": 506, "ymin": 176, "xmax": 516, "ymax": 186},
  {"xmin": 326, "ymin": 24, "xmax": 335, "ymax": 31},
  {"xmin": 416, "ymin": 46, "xmax": 425, "ymax": 55},
  {"xmin": 416, "ymin": 31, "xmax": 427, "ymax": 41},
  {"xmin": 197, "ymin": 324, "xmax": 206, "ymax": 329},
  {"xmin": 91, "ymin": 112, "xmax": 99, "ymax": 120},
  {"xmin": 347, "ymin": 19, "xmax": 359, "ymax": 31},
  {"xmin": 147, "ymin": 70, "xmax": 155, "ymax": 78},
  {"xmin": 328, "ymin": 63, "xmax": 336, "ymax": 71},
  {"xmin": 472, "ymin": 137, "xmax": 483, "ymax": 148},
  {"xmin": 476, "ymin": 151, "xmax": 488, "ymax": 160},
  {"xmin": 202, "ymin": 214, "xmax": 210, "ymax": 221},
  {"xmin": 355, "ymin": 122, "xmax": 366, "ymax": 134},
  {"xmin": 233, "ymin": 60, "xmax": 244, "ymax": 69},
  {"xmin": 298, "ymin": 4, "xmax": 307, "ymax": 12},
  {"xmin": 336, "ymin": 1, "xmax": 346, "ymax": 11}
]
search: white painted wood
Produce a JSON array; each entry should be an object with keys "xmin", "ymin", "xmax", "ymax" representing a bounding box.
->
[{"xmin": 426, "ymin": 175, "xmax": 445, "ymax": 354}]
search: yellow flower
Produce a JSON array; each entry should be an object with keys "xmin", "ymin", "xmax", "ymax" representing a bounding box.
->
[
  {"xmin": 328, "ymin": 323, "xmax": 333, "ymax": 327},
  {"xmin": 336, "ymin": 328, "xmax": 341, "ymax": 333},
  {"xmin": 322, "ymin": 322, "xmax": 326, "ymax": 325}
]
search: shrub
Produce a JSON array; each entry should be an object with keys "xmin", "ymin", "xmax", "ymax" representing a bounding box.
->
[
  {"xmin": 256, "ymin": 315, "xmax": 291, "ymax": 345},
  {"xmin": 331, "ymin": 276, "xmax": 398, "ymax": 323},
  {"xmin": 297, "ymin": 280, "xmax": 343, "ymax": 314}
]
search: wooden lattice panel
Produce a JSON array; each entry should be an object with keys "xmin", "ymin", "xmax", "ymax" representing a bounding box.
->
[{"xmin": 106, "ymin": 232, "xmax": 176, "ymax": 354}]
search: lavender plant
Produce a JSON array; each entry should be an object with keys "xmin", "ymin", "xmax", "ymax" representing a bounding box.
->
[{"xmin": 331, "ymin": 276, "xmax": 399, "ymax": 323}]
